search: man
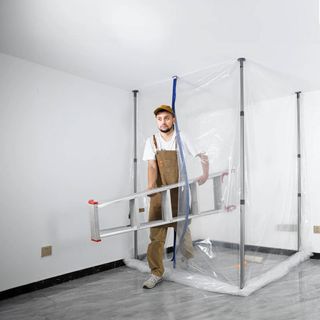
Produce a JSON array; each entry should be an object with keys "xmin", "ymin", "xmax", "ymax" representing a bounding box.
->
[{"xmin": 142, "ymin": 104, "xmax": 209, "ymax": 289}]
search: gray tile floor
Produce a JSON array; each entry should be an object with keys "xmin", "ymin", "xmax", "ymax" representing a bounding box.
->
[{"xmin": 0, "ymin": 259, "xmax": 320, "ymax": 320}]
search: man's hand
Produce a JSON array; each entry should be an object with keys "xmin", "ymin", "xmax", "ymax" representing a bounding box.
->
[
  {"xmin": 197, "ymin": 152, "xmax": 209, "ymax": 185},
  {"xmin": 197, "ymin": 173, "xmax": 209, "ymax": 185}
]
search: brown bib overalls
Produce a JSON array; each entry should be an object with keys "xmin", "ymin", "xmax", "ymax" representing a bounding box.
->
[{"xmin": 147, "ymin": 135, "xmax": 193, "ymax": 277}]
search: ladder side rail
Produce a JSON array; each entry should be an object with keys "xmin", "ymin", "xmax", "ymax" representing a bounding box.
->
[{"xmin": 97, "ymin": 171, "xmax": 225, "ymax": 209}]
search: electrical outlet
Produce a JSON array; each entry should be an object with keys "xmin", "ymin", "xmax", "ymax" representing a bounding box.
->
[
  {"xmin": 313, "ymin": 226, "xmax": 320, "ymax": 234},
  {"xmin": 41, "ymin": 245, "xmax": 52, "ymax": 257}
]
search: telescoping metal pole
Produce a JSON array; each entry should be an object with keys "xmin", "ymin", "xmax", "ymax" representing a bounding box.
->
[
  {"xmin": 132, "ymin": 89, "xmax": 139, "ymax": 259},
  {"xmin": 238, "ymin": 57, "xmax": 246, "ymax": 289},
  {"xmin": 295, "ymin": 91, "xmax": 302, "ymax": 251}
]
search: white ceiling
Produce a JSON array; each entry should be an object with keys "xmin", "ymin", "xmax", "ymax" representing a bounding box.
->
[{"xmin": 0, "ymin": 0, "xmax": 319, "ymax": 91}]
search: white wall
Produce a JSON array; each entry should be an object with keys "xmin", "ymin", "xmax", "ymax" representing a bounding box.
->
[{"xmin": 0, "ymin": 53, "xmax": 133, "ymax": 292}]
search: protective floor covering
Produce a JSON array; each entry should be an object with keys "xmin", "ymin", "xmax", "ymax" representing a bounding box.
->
[{"xmin": 125, "ymin": 248, "xmax": 312, "ymax": 296}]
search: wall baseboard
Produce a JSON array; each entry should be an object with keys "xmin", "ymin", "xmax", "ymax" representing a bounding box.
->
[
  {"xmin": 206, "ymin": 240, "xmax": 296, "ymax": 256},
  {"xmin": 311, "ymin": 252, "xmax": 320, "ymax": 259},
  {"xmin": 210, "ymin": 240, "xmax": 320, "ymax": 259},
  {"xmin": 0, "ymin": 260, "xmax": 124, "ymax": 301}
]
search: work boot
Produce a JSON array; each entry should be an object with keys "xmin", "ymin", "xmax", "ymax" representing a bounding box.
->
[{"xmin": 143, "ymin": 274, "xmax": 163, "ymax": 289}]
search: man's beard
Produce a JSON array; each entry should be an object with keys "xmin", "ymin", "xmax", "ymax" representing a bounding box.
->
[
  {"xmin": 159, "ymin": 125, "xmax": 174, "ymax": 133},
  {"xmin": 160, "ymin": 127, "xmax": 172, "ymax": 133}
]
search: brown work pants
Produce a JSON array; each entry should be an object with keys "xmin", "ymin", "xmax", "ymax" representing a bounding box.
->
[{"xmin": 147, "ymin": 148, "xmax": 193, "ymax": 277}]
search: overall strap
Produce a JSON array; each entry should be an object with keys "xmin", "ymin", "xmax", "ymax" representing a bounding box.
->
[{"xmin": 152, "ymin": 135, "xmax": 158, "ymax": 151}]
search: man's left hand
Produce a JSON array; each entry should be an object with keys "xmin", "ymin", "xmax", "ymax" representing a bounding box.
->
[{"xmin": 197, "ymin": 173, "xmax": 209, "ymax": 185}]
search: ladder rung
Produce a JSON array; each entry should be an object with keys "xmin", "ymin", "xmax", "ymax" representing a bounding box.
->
[{"xmin": 100, "ymin": 226, "xmax": 135, "ymax": 237}]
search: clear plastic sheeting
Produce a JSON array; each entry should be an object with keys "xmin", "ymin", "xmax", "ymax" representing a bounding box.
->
[
  {"xmin": 172, "ymin": 61, "xmax": 241, "ymax": 287},
  {"xmin": 127, "ymin": 59, "xmax": 312, "ymax": 295}
]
